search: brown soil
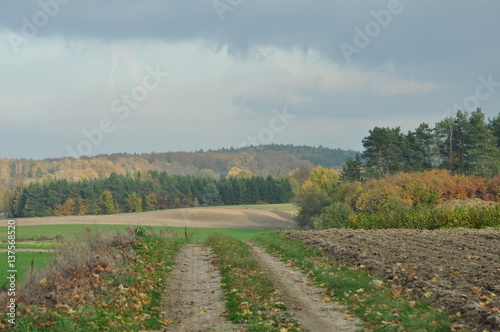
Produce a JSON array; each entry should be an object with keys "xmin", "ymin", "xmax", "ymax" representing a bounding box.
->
[
  {"xmin": 250, "ymin": 244, "xmax": 362, "ymax": 332},
  {"xmin": 281, "ymin": 229, "xmax": 500, "ymax": 332},
  {"xmin": 162, "ymin": 245, "xmax": 241, "ymax": 332},
  {"xmin": 13, "ymin": 208, "xmax": 296, "ymax": 229}
]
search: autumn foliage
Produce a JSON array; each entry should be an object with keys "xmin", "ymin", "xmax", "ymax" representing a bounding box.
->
[
  {"xmin": 338, "ymin": 170, "xmax": 499, "ymax": 212},
  {"xmin": 298, "ymin": 167, "xmax": 500, "ymax": 229}
]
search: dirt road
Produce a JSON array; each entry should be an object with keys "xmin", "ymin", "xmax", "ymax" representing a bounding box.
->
[
  {"xmin": 163, "ymin": 245, "xmax": 240, "ymax": 332},
  {"xmin": 13, "ymin": 208, "xmax": 296, "ymax": 229},
  {"xmin": 163, "ymin": 243, "xmax": 363, "ymax": 332},
  {"xmin": 251, "ymin": 245, "xmax": 362, "ymax": 332}
]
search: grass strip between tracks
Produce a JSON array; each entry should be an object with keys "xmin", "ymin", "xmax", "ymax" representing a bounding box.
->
[
  {"xmin": 207, "ymin": 233, "xmax": 303, "ymax": 332},
  {"xmin": 252, "ymin": 232, "xmax": 452, "ymax": 332}
]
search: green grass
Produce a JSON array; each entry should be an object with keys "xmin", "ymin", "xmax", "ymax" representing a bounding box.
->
[
  {"xmin": 252, "ymin": 232, "xmax": 452, "ymax": 332},
  {"xmin": 0, "ymin": 241, "xmax": 63, "ymax": 250},
  {"xmin": 208, "ymin": 233, "xmax": 302, "ymax": 331},
  {"xmin": 0, "ymin": 224, "xmax": 277, "ymax": 243},
  {"xmin": 0, "ymin": 251, "xmax": 55, "ymax": 285},
  {"xmin": 0, "ymin": 224, "xmax": 131, "ymax": 242},
  {"xmin": 171, "ymin": 227, "xmax": 276, "ymax": 242}
]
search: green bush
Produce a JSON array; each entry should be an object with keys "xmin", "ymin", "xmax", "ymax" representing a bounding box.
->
[
  {"xmin": 347, "ymin": 205, "xmax": 500, "ymax": 230},
  {"xmin": 313, "ymin": 202, "xmax": 353, "ymax": 230}
]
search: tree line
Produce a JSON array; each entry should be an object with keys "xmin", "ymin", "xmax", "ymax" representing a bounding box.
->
[
  {"xmin": 342, "ymin": 109, "xmax": 500, "ymax": 180},
  {"xmin": 7, "ymin": 171, "xmax": 293, "ymax": 218}
]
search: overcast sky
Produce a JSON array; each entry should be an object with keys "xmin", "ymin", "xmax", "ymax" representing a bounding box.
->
[{"xmin": 1, "ymin": 0, "xmax": 499, "ymax": 159}]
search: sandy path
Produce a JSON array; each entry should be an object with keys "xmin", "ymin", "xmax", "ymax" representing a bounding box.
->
[
  {"xmin": 250, "ymin": 244, "xmax": 362, "ymax": 332},
  {"xmin": 163, "ymin": 245, "xmax": 240, "ymax": 332},
  {"xmin": 12, "ymin": 208, "xmax": 296, "ymax": 229}
]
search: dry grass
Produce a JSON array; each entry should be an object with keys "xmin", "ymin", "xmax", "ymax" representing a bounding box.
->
[
  {"xmin": 17, "ymin": 229, "xmax": 139, "ymax": 306},
  {"xmin": 13, "ymin": 206, "xmax": 296, "ymax": 229},
  {"xmin": 436, "ymin": 198, "xmax": 497, "ymax": 210}
]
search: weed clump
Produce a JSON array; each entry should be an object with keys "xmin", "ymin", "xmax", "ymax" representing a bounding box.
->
[{"xmin": 18, "ymin": 229, "xmax": 139, "ymax": 306}]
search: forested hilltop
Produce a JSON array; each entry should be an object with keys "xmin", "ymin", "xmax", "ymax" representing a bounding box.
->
[{"xmin": 0, "ymin": 145, "xmax": 356, "ymax": 212}]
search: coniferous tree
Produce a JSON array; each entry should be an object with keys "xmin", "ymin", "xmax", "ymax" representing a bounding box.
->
[
  {"xmin": 466, "ymin": 109, "xmax": 500, "ymax": 176},
  {"xmin": 434, "ymin": 116, "xmax": 456, "ymax": 172},
  {"xmin": 200, "ymin": 183, "xmax": 222, "ymax": 206},
  {"xmin": 491, "ymin": 114, "xmax": 500, "ymax": 148},
  {"xmin": 362, "ymin": 127, "xmax": 406, "ymax": 177},
  {"xmin": 405, "ymin": 123, "xmax": 434, "ymax": 172},
  {"xmin": 341, "ymin": 154, "xmax": 363, "ymax": 182}
]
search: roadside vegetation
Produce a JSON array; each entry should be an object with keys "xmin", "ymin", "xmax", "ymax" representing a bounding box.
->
[
  {"xmin": 252, "ymin": 232, "xmax": 452, "ymax": 331},
  {"xmin": 0, "ymin": 227, "xmax": 183, "ymax": 331}
]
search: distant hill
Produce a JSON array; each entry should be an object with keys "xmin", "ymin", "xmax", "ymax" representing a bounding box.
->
[
  {"xmin": 0, "ymin": 144, "xmax": 358, "ymax": 192},
  {"xmin": 221, "ymin": 144, "xmax": 358, "ymax": 168}
]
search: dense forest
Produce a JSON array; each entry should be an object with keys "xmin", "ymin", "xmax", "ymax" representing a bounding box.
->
[
  {"xmin": 7, "ymin": 171, "xmax": 293, "ymax": 218},
  {"xmin": 342, "ymin": 109, "xmax": 500, "ymax": 179}
]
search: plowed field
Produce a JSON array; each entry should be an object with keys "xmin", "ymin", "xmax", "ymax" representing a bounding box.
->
[{"xmin": 281, "ymin": 229, "xmax": 500, "ymax": 331}]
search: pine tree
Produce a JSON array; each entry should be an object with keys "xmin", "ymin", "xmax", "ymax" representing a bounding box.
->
[
  {"xmin": 341, "ymin": 154, "xmax": 363, "ymax": 182},
  {"xmin": 362, "ymin": 127, "xmax": 406, "ymax": 176},
  {"xmin": 405, "ymin": 123, "xmax": 434, "ymax": 172}
]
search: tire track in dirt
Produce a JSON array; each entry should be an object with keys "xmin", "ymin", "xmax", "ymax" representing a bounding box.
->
[
  {"xmin": 250, "ymin": 244, "xmax": 362, "ymax": 332},
  {"xmin": 162, "ymin": 245, "xmax": 240, "ymax": 332}
]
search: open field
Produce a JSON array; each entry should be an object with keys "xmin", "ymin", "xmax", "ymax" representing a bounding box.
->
[
  {"xmin": 212, "ymin": 203, "xmax": 299, "ymax": 211},
  {"xmin": 0, "ymin": 224, "xmax": 279, "ymax": 243},
  {"xmin": 282, "ymin": 228, "xmax": 500, "ymax": 331},
  {"xmin": 2, "ymin": 205, "xmax": 296, "ymax": 229},
  {"xmin": 0, "ymin": 206, "xmax": 295, "ymax": 286},
  {"xmin": 0, "ymin": 251, "xmax": 55, "ymax": 284}
]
